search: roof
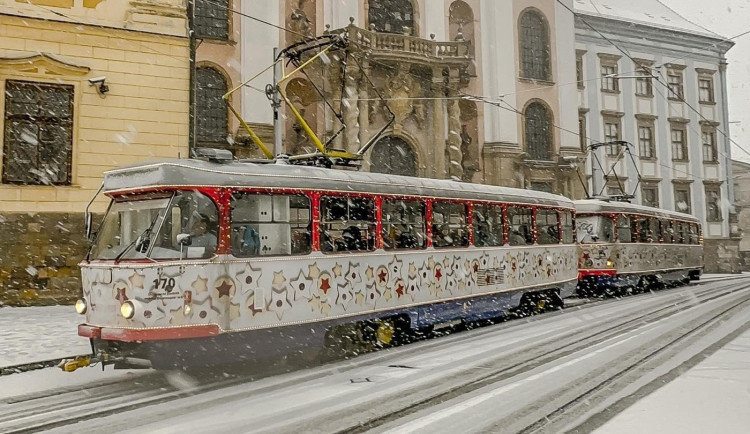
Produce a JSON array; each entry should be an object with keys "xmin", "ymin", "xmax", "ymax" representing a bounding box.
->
[
  {"xmin": 573, "ymin": 0, "xmax": 726, "ymax": 40},
  {"xmin": 103, "ymin": 159, "xmax": 575, "ymax": 209},
  {"xmin": 574, "ymin": 199, "xmax": 700, "ymax": 223}
]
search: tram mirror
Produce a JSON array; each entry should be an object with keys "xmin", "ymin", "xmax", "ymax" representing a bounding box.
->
[{"xmin": 176, "ymin": 233, "xmax": 192, "ymax": 245}]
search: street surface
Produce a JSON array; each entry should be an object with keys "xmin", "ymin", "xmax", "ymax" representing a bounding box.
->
[{"xmin": 0, "ymin": 274, "xmax": 748, "ymax": 433}]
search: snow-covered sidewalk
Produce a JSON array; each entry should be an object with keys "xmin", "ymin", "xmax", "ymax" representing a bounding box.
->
[{"xmin": 0, "ymin": 305, "xmax": 90, "ymax": 368}]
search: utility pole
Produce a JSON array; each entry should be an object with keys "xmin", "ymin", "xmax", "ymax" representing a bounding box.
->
[{"xmin": 271, "ymin": 47, "xmax": 283, "ymax": 155}]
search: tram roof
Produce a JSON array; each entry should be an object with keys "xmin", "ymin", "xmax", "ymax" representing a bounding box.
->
[
  {"xmin": 103, "ymin": 159, "xmax": 574, "ymax": 208},
  {"xmin": 574, "ymin": 199, "xmax": 700, "ymax": 223}
]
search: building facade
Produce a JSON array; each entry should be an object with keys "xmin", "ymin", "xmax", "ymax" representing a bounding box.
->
[
  {"xmin": 574, "ymin": 0, "xmax": 739, "ymax": 273},
  {"xmin": 193, "ymin": 0, "xmax": 584, "ymax": 196},
  {"xmin": 732, "ymin": 159, "xmax": 750, "ymax": 271},
  {"xmin": 0, "ymin": 0, "xmax": 190, "ymax": 305}
]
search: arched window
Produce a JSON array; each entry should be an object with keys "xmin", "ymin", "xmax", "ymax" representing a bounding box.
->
[
  {"xmin": 369, "ymin": 0, "xmax": 414, "ymax": 35},
  {"xmin": 195, "ymin": 66, "xmax": 228, "ymax": 145},
  {"xmin": 194, "ymin": 0, "xmax": 229, "ymax": 40},
  {"xmin": 449, "ymin": 1, "xmax": 474, "ymax": 54},
  {"xmin": 519, "ymin": 10, "xmax": 550, "ymax": 81},
  {"xmin": 524, "ymin": 102, "xmax": 552, "ymax": 161},
  {"xmin": 370, "ymin": 136, "xmax": 417, "ymax": 176}
]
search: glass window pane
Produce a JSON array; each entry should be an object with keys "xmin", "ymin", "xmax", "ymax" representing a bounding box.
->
[
  {"xmin": 382, "ymin": 199, "xmax": 427, "ymax": 250},
  {"xmin": 507, "ymin": 207, "xmax": 533, "ymax": 246},
  {"xmin": 473, "ymin": 204, "xmax": 504, "ymax": 247},
  {"xmin": 320, "ymin": 196, "xmax": 375, "ymax": 253},
  {"xmin": 432, "ymin": 202, "xmax": 469, "ymax": 247}
]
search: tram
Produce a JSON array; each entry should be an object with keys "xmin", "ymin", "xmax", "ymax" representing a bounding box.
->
[
  {"xmin": 73, "ymin": 156, "xmax": 578, "ymax": 369},
  {"xmin": 575, "ymin": 199, "xmax": 703, "ymax": 296}
]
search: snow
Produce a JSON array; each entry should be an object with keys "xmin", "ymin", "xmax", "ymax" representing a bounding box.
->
[
  {"xmin": 0, "ymin": 305, "xmax": 91, "ymax": 368},
  {"xmin": 595, "ymin": 328, "xmax": 750, "ymax": 433}
]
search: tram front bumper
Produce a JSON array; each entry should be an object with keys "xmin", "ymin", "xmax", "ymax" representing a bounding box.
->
[{"xmin": 78, "ymin": 324, "xmax": 221, "ymax": 342}]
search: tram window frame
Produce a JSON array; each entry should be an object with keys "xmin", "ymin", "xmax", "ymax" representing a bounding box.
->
[
  {"xmin": 560, "ymin": 210, "xmax": 575, "ymax": 244},
  {"xmin": 661, "ymin": 219, "xmax": 674, "ymax": 243},
  {"xmin": 473, "ymin": 203, "xmax": 504, "ymax": 247},
  {"xmin": 674, "ymin": 221, "xmax": 685, "ymax": 244},
  {"xmin": 320, "ymin": 195, "xmax": 376, "ymax": 254},
  {"xmin": 536, "ymin": 208, "xmax": 560, "ymax": 245},
  {"xmin": 229, "ymin": 192, "xmax": 311, "ymax": 258},
  {"xmin": 636, "ymin": 216, "xmax": 651, "ymax": 242},
  {"xmin": 382, "ymin": 198, "xmax": 427, "ymax": 250},
  {"xmin": 507, "ymin": 206, "xmax": 534, "ymax": 246},
  {"xmin": 431, "ymin": 201, "xmax": 469, "ymax": 248},
  {"xmin": 150, "ymin": 190, "xmax": 220, "ymax": 260},
  {"xmin": 688, "ymin": 223, "xmax": 699, "ymax": 244},
  {"xmin": 616, "ymin": 215, "xmax": 634, "ymax": 243}
]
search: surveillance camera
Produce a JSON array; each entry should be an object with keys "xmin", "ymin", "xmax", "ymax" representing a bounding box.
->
[{"xmin": 88, "ymin": 76, "xmax": 106, "ymax": 84}]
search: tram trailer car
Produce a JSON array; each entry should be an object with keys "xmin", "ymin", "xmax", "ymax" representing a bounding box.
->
[
  {"xmin": 75, "ymin": 159, "xmax": 578, "ymax": 369},
  {"xmin": 574, "ymin": 199, "xmax": 703, "ymax": 297}
]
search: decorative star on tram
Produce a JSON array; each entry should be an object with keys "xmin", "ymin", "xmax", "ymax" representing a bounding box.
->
[
  {"xmin": 320, "ymin": 277, "xmax": 331, "ymax": 294},
  {"xmin": 216, "ymin": 279, "xmax": 233, "ymax": 298}
]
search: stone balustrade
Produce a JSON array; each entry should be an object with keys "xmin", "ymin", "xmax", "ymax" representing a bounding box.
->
[{"xmin": 328, "ymin": 25, "xmax": 471, "ymax": 61}]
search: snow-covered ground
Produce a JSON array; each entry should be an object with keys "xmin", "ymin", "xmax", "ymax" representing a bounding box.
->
[
  {"xmin": 595, "ymin": 328, "xmax": 750, "ymax": 434},
  {"xmin": 0, "ymin": 305, "xmax": 90, "ymax": 368}
]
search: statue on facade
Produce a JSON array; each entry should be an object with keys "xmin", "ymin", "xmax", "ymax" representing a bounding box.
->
[
  {"xmin": 289, "ymin": 0, "xmax": 312, "ymax": 41},
  {"xmin": 460, "ymin": 124, "xmax": 478, "ymax": 181}
]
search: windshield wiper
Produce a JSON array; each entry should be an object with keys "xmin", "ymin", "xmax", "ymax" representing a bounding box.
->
[{"xmin": 114, "ymin": 216, "xmax": 160, "ymax": 264}]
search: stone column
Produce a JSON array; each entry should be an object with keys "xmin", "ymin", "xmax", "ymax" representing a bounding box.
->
[
  {"xmin": 342, "ymin": 58, "xmax": 360, "ymax": 154},
  {"xmin": 432, "ymin": 66, "xmax": 447, "ymax": 178},
  {"xmin": 446, "ymin": 68, "xmax": 464, "ymax": 180}
]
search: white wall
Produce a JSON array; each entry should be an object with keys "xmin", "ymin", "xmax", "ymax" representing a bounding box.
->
[{"xmin": 242, "ymin": 0, "xmax": 281, "ymax": 125}]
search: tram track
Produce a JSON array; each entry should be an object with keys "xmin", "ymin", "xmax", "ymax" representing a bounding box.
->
[{"xmin": 0, "ymin": 278, "xmax": 747, "ymax": 433}]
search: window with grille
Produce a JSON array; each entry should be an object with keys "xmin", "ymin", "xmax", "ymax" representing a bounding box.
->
[
  {"xmin": 674, "ymin": 186, "xmax": 692, "ymax": 214},
  {"xmin": 600, "ymin": 64, "xmax": 618, "ymax": 92},
  {"xmin": 368, "ymin": 0, "xmax": 414, "ymax": 35},
  {"xmin": 671, "ymin": 128, "xmax": 687, "ymax": 161},
  {"xmin": 638, "ymin": 125, "xmax": 654, "ymax": 158},
  {"xmin": 641, "ymin": 186, "xmax": 659, "ymax": 208},
  {"xmin": 2, "ymin": 80, "xmax": 73, "ymax": 185},
  {"xmin": 195, "ymin": 66, "xmax": 229, "ymax": 144},
  {"xmin": 194, "ymin": 0, "xmax": 229, "ymax": 40},
  {"xmin": 635, "ymin": 69, "xmax": 652, "ymax": 97},
  {"xmin": 705, "ymin": 187, "xmax": 722, "ymax": 221},
  {"xmin": 524, "ymin": 102, "xmax": 552, "ymax": 160},
  {"xmin": 702, "ymin": 130, "xmax": 717, "ymax": 162},
  {"xmin": 698, "ymin": 78, "xmax": 714, "ymax": 103},
  {"xmin": 603, "ymin": 119, "xmax": 620, "ymax": 156},
  {"xmin": 667, "ymin": 73, "xmax": 684, "ymax": 100},
  {"xmin": 520, "ymin": 10, "xmax": 551, "ymax": 81}
]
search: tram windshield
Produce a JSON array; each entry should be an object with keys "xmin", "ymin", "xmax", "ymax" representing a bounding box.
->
[
  {"xmin": 90, "ymin": 191, "xmax": 219, "ymax": 260},
  {"xmin": 576, "ymin": 215, "xmax": 614, "ymax": 243}
]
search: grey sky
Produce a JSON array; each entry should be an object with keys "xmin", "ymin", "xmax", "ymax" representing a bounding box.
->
[{"xmin": 659, "ymin": 0, "xmax": 750, "ymax": 163}]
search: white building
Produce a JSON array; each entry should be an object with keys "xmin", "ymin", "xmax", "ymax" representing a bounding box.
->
[{"xmin": 574, "ymin": 0, "xmax": 737, "ymax": 271}]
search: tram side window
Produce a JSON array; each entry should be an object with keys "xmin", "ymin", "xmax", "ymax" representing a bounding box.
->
[
  {"xmin": 507, "ymin": 206, "xmax": 533, "ymax": 246},
  {"xmin": 616, "ymin": 215, "xmax": 633, "ymax": 243},
  {"xmin": 688, "ymin": 223, "xmax": 699, "ymax": 244},
  {"xmin": 536, "ymin": 208, "xmax": 559, "ymax": 245},
  {"xmin": 382, "ymin": 199, "xmax": 427, "ymax": 250},
  {"xmin": 230, "ymin": 193, "xmax": 311, "ymax": 257},
  {"xmin": 637, "ymin": 217, "xmax": 653, "ymax": 242},
  {"xmin": 675, "ymin": 222, "xmax": 685, "ymax": 244},
  {"xmin": 473, "ymin": 204, "xmax": 503, "ymax": 247},
  {"xmin": 661, "ymin": 220, "xmax": 674, "ymax": 243},
  {"xmin": 151, "ymin": 190, "xmax": 219, "ymax": 259},
  {"xmin": 560, "ymin": 211, "xmax": 574, "ymax": 244},
  {"xmin": 432, "ymin": 202, "xmax": 469, "ymax": 248},
  {"xmin": 320, "ymin": 196, "xmax": 375, "ymax": 253}
]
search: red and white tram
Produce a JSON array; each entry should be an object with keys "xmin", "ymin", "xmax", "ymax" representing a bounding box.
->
[
  {"xmin": 75, "ymin": 158, "xmax": 578, "ymax": 369},
  {"xmin": 575, "ymin": 199, "xmax": 703, "ymax": 296}
]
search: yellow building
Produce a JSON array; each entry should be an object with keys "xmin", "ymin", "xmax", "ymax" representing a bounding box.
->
[{"xmin": 0, "ymin": 0, "xmax": 189, "ymax": 305}]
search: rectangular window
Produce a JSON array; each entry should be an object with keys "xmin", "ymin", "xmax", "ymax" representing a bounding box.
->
[
  {"xmin": 230, "ymin": 193, "xmax": 311, "ymax": 257},
  {"xmin": 194, "ymin": 0, "xmax": 230, "ymax": 40},
  {"xmin": 3, "ymin": 80, "xmax": 74, "ymax": 185},
  {"xmin": 561, "ymin": 211, "xmax": 574, "ymax": 244},
  {"xmin": 320, "ymin": 196, "xmax": 376, "ymax": 253},
  {"xmin": 641, "ymin": 185, "xmax": 659, "ymax": 208},
  {"xmin": 671, "ymin": 128, "xmax": 687, "ymax": 161},
  {"xmin": 507, "ymin": 206, "xmax": 533, "ymax": 246},
  {"xmin": 638, "ymin": 125, "xmax": 654, "ymax": 158},
  {"xmin": 432, "ymin": 202, "xmax": 469, "ymax": 248},
  {"xmin": 616, "ymin": 215, "xmax": 633, "ymax": 243},
  {"xmin": 661, "ymin": 220, "xmax": 674, "ymax": 243},
  {"xmin": 604, "ymin": 119, "xmax": 620, "ymax": 156},
  {"xmin": 536, "ymin": 208, "xmax": 559, "ymax": 245},
  {"xmin": 382, "ymin": 199, "xmax": 427, "ymax": 250},
  {"xmin": 688, "ymin": 223, "xmax": 699, "ymax": 244},
  {"xmin": 576, "ymin": 54, "xmax": 584, "ymax": 88},
  {"xmin": 706, "ymin": 187, "xmax": 722, "ymax": 222},
  {"xmin": 473, "ymin": 204, "xmax": 504, "ymax": 247},
  {"xmin": 635, "ymin": 69, "xmax": 653, "ymax": 97},
  {"xmin": 674, "ymin": 186, "xmax": 692, "ymax": 214},
  {"xmin": 636, "ymin": 217, "xmax": 651, "ymax": 242},
  {"xmin": 702, "ymin": 130, "xmax": 717, "ymax": 162},
  {"xmin": 579, "ymin": 114, "xmax": 587, "ymax": 152},
  {"xmin": 699, "ymin": 78, "xmax": 714, "ymax": 103},
  {"xmin": 601, "ymin": 64, "xmax": 618, "ymax": 92},
  {"xmin": 667, "ymin": 73, "xmax": 684, "ymax": 100}
]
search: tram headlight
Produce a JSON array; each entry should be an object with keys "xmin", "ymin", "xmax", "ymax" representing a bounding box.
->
[
  {"xmin": 75, "ymin": 299, "xmax": 87, "ymax": 315},
  {"xmin": 120, "ymin": 301, "xmax": 135, "ymax": 319},
  {"xmin": 606, "ymin": 259, "xmax": 614, "ymax": 268}
]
